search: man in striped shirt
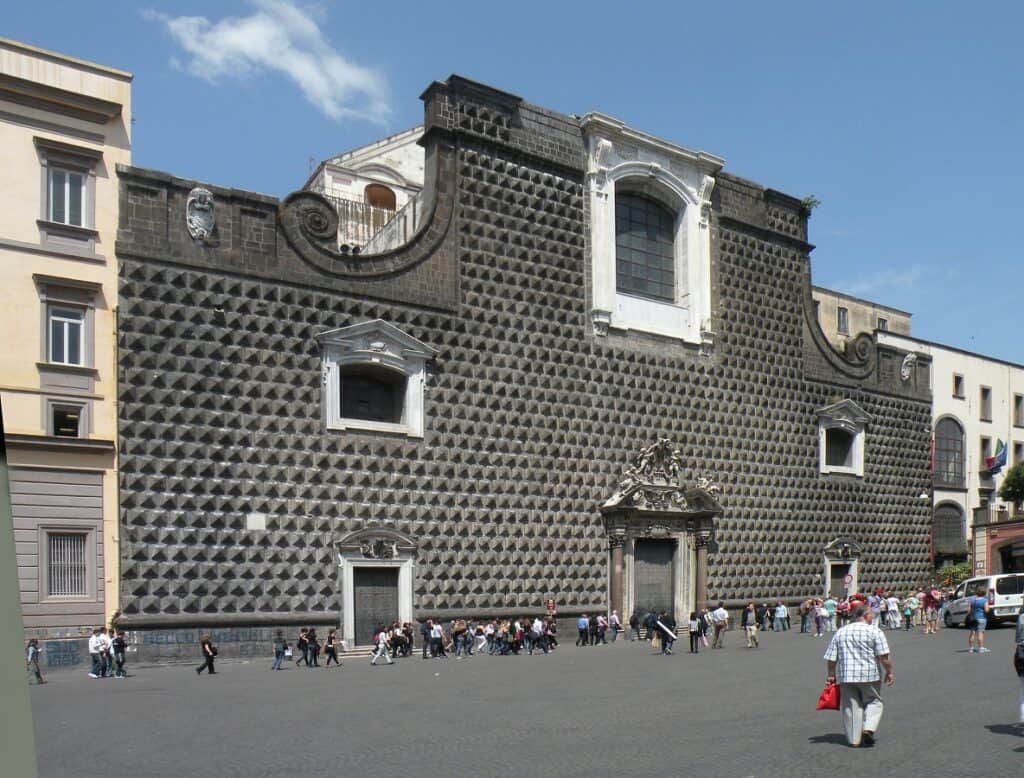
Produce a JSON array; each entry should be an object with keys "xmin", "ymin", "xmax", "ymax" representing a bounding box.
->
[{"xmin": 823, "ymin": 604, "xmax": 894, "ymax": 747}]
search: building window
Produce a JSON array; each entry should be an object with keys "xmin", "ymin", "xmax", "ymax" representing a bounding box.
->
[
  {"xmin": 981, "ymin": 436, "xmax": 992, "ymax": 467},
  {"xmin": 818, "ymin": 399, "xmax": 870, "ymax": 477},
  {"xmin": 50, "ymin": 404, "xmax": 83, "ymax": 438},
  {"xmin": 615, "ymin": 193, "xmax": 675, "ymax": 303},
  {"xmin": 825, "ymin": 428, "xmax": 855, "ymax": 467},
  {"xmin": 318, "ymin": 319, "xmax": 437, "ymax": 438},
  {"xmin": 365, "ymin": 183, "xmax": 396, "ymax": 211},
  {"xmin": 837, "ymin": 307, "xmax": 849, "ymax": 335},
  {"xmin": 814, "ymin": 300, "xmax": 821, "ymax": 322},
  {"xmin": 583, "ymin": 120, "xmax": 717, "ymax": 344},
  {"xmin": 47, "ymin": 532, "xmax": 87, "ymax": 597},
  {"xmin": 877, "ymin": 317, "xmax": 888, "ymax": 332},
  {"xmin": 934, "ymin": 417, "xmax": 965, "ymax": 489},
  {"xmin": 47, "ymin": 167, "xmax": 86, "ymax": 227},
  {"xmin": 953, "ymin": 374, "xmax": 965, "ymax": 398},
  {"xmin": 1014, "ymin": 441, "xmax": 1024, "ymax": 465},
  {"xmin": 340, "ymin": 364, "xmax": 406, "ymax": 424},
  {"xmin": 1014, "ymin": 394, "xmax": 1023, "ymax": 427},
  {"xmin": 980, "ymin": 386, "xmax": 992, "ymax": 421},
  {"xmin": 34, "ymin": 137, "xmax": 102, "ymax": 256},
  {"xmin": 933, "ymin": 504, "xmax": 966, "ymax": 556},
  {"xmin": 48, "ymin": 307, "xmax": 84, "ymax": 365}
]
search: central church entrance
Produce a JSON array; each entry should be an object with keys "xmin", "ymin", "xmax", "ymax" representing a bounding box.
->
[
  {"xmin": 337, "ymin": 528, "xmax": 417, "ymax": 647},
  {"xmin": 633, "ymin": 539, "xmax": 675, "ymax": 615},
  {"xmin": 601, "ymin": 438, "xmax": 723, "ymax": 625}
]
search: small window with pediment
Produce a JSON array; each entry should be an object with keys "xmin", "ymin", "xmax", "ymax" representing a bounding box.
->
[
  {"xmin": 317, "ymin": 320, "xmax": 436, "ymax": 438},
  {"xmin": 818, "ymin": 399, "xmax": 871, "ymax": 477}
]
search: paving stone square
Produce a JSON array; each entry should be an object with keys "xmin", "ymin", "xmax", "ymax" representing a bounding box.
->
[{"xmin": 30, "ymin": 624, "xmax": 1024, "ymax": 777}]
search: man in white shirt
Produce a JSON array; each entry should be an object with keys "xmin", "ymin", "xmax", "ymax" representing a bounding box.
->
[
  {"xmin": 87, "ymin": 627, "xmax": 103, "ymax": 678},
  {"xmin": 711, "ymin": 603, "xmax": 729, "ymax": 649},
  {"xmin": 823, "ymin": 604, "xmax": 894, "ymax": 747},
  {"xmin": 609, "ymin": 611, "xmax": 621, "ymax": 642},
  {"xmin": 99, "ymin": 628, "xmax": 113, "ymax": 677}
]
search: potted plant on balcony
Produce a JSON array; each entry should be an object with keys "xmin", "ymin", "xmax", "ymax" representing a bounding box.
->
[{"xmin": 998, "ymin": 461, "xmax": 1024, "ymax": 516}]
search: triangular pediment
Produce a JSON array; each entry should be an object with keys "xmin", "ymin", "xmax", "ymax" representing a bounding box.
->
[
  {"xmin": 316, "ymin": 319, "xmax": 437, "ymax": 360},
  {"xmin": 816, "ymin": 398, "xmax": 871, "ymax": 425}
]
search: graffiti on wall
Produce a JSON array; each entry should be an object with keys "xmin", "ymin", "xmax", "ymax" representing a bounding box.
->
[{"xmin": 44, "ymin": 640, "xmax": 82, "ymax": 667}]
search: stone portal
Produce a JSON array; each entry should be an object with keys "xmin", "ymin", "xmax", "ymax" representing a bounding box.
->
[{"xmin": 601, "ymin": 439, "xmax": 722, "ymax": 624}]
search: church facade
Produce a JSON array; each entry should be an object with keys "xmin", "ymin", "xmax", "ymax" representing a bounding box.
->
[{"xmin": 114, "ymin": 76, "xmax": 933, "ymax": 654}]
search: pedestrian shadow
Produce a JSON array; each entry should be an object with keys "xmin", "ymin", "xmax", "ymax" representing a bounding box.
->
[
  {"xmin": 985, "ymin": 723, "xmax": 1024, "ymax": 752},
  {"xmin": 807, "ymin": 733, "xmax": 848, "ymax": 747}
]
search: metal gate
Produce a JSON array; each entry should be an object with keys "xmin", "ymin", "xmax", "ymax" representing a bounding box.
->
[
  {"xmin": 633, "ymin": 539, "xmax": 675, "ymax": 616},
  {"xmin": 353, "ymin": 567, "xmax": 399, "ymax": 645}
]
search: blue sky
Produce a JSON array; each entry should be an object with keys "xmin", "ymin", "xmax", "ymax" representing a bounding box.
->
[{"xmin": 7, "ymin": 2, "xmax": 1022, "ymax": 361}]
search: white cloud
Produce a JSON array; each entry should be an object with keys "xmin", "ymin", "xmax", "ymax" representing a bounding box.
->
[
  {"xmin": 146, "ymin": 1, "xmax": 390, "ymax": 123},
  {"xmin": 833, "ymin": 264, "xmax": 927, "ymax": 297}
]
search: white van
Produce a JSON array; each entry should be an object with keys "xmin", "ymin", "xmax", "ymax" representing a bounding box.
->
[{"xmin": 944, "ymin": 573, "xmax": 1024, "ymax": 627}]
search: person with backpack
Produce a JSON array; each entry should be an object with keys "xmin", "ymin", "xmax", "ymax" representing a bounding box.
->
[
  {"xmin": 370, "ymin": 625, "xmax": 393, "ymax": 666},
  {"xmin": 26, "ymin": 639, "xmax": 45, "ymax": 685},
  {"xmin": 629, "ymin": 612, "xmax": 641, "ymax": 641},
  {"xmin": 295, "ymin": 628, "xmax": 309, "ymax": 667}
]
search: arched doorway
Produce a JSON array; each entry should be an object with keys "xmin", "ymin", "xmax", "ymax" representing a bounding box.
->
[{"xmin": 933, "ymin": 502, "xmax": 967, "ymax": 562}]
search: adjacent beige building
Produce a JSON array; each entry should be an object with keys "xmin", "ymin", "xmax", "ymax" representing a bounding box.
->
[
  {"xmin": 812, "ymin": 285, "xmax": 912, "ymax": 351},
  {"xmin": 0, "ymin": 38, "xmax": 131, "ymax": 638}
]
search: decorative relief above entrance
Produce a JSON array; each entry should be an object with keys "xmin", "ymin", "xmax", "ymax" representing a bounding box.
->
[{"xmin": 602, "ymin": 438, "xmax": 723, "ymax": 520}]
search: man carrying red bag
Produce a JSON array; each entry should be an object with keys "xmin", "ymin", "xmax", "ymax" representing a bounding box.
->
[{"xmin": 823, "ymin": 604, "xmax": 894, "ymax": 747}]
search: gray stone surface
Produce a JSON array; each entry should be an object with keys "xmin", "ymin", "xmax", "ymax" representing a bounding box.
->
[
  {"xmin": 114, "ymin": 75, "xmax": 932, "ymax": 632},
  {"xmin": 30, "ymin": 625, "xmax": 1024, "ymax": 777}
]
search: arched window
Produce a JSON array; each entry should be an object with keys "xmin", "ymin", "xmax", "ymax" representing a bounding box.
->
[
  {"xmin": 933, "ymin": 503, "xmax": 966, "ymax": 556},
  {"xmin": 365, "ymin": 184, "xmax": 396, "ymax": 211},
  {"xmin": 615, "ymin": 193, "xmax": 675, "ymax": 302},
  {"xmin": 934, "ymin": 417, "xmax": 965, "ymax": 489},
  {"xmin": 340, "ymin": 363, "xmax": 406, "ymax": 424}
]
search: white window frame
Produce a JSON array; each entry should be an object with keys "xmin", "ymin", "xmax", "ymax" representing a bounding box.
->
[
  {"xmin": 316, "ymin": 320, "xmax": 437, "ymax": 439},
  {"xmin": 48, "ymin": 306, "xmax": 85, "ymax": 366},
  {"xmin": 837, "ymin": 307, "xmax": 849, "ymax": 335},
  {"xmin": 582, "ymin": 114, "xmax": 722, "ymax": 345},
  {"xmin": 817, "ymin": 399, "xmax": 871, "ymax": 477},
  {"xmin": 47, "ymin": 166, "xmax": 87, "ymax": 227}
]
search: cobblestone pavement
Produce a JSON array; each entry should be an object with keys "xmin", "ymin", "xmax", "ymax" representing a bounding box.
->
[{"xmin": 30, "ymin": 624, "xmax": 1024, "ymax": 777}]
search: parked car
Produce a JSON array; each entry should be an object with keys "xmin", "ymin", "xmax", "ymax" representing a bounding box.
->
[{"xmin": 943, "ymin": 573, "xmax": 1024, "ymax": 627}]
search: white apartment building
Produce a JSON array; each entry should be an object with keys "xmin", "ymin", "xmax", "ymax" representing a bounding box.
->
[{"xmin": 878, "ymin": 332, "xmax": 1024, "ymax": 573}]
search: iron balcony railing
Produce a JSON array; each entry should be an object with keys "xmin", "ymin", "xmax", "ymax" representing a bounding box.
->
[{"xmin": 973, "ymin": 506, "xmax": 1021, "ymax": 526}]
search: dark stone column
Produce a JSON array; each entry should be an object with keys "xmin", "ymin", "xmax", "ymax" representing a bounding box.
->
[
  {"xmin": 609, "ymin": 534, "xmax": 625, "ymax": 617},
  {"xmin": 695, "ymin": 531, "xmax": 711, "ymax": 609}
]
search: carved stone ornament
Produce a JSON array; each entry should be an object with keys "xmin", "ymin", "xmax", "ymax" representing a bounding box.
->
[
  {"xmin": 592, "ymin": 309, "xmax": 611, "ymax": 337},
  {"xmin": 360, "ymin": 538, "xmax": 398, "ymax": 560},
  {"xmin": 696, "ymin": 475, "xmax": 720, "ymax": 496},
  {"xmin": 900, "ymin": 353, "xmax": 917, "ymax": 382},
  {"xmin": 186, "ymin": 187, "xmax": 215, "ymax": 241}
]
